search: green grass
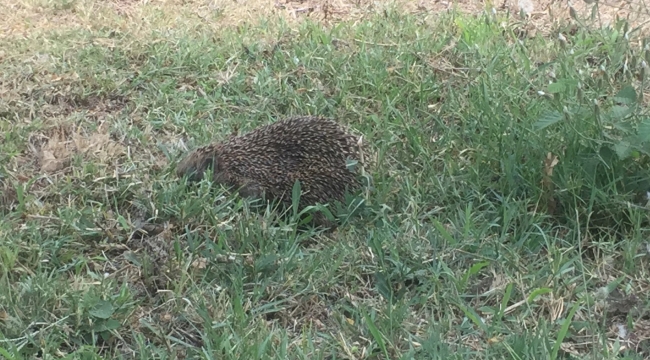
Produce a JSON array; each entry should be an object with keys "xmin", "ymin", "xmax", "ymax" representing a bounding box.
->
[{"xmin": 2, "ymin": 4, "xmax": 650, "ymax": 359}]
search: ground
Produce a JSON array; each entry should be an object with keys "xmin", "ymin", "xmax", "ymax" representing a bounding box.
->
[{"xmin": 2, "ymin": 0, "xmax": 650, "ymax": 359}]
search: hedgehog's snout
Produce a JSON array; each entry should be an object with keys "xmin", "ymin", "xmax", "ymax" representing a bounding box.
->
[{"xmin": 177, "ymin": 151, "xmax": 217, "ymax": 183}]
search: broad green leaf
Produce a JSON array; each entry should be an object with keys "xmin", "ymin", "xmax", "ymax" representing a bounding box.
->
[
  {"xmin": 254, "ymin": 254, "xmax": 279, "ymax": 273},
  {"xmin": 89, "ymin": 300, "xmax": 115, "ymax": 320},
  {"xmin": 607, "ymin": 105, "xmax": 633, "ymax": 121},
  {"xmin": 613, "ymin": 85, "xmax": 637, "ymax": 104},
  {"xmin": 477, "ymin": 306, "xmax": 495, "ymax": 314},
  {"xmin": 93, "ymin": 319, "xmax": 121, "ymax": 332},
  {"xmin": 499, "ymin": 283, "xmax": 513, "ymax": 314},
  {"xmin": 527, "ymin": 287, "xmax": 552, "ymax": 303},
  {"xmin": 461, "ymin": 261, "xmax": 490, "ymax": 289},
  {"xmin": 116, "ymin": 215, "xmax": 130, "ymax": 230},
  {"xmin": 613, "ymin": 140, "xmax": 632, "ymax": 160},
  {"xmin": 433, "ymin": 218, "xmax": 456, "ymax": 245},
  {"xmin": 105, "ymin": 319, "xmax": 121, "ymax": 331},
  {"xmin": 551, "ymin": 302, "xmax": 580, "ymax": 360},
  {"xmin": 547, "ymin": 82, "xmax": 566, "ymax": 93},
  {"xmin": 454, "ymin": 301, "xmax": 488, "ymax": 332},
  {"xmin": 363, "ymin": 311, "xmax": 389, "ymax": 358},
  {"xmin": 533, "ymin": 110, "xmax": 563, "ymax": 130},
  {"xmin": 0, "ymin": 348, "xmax": 16, "ymax": 360},
  {"xmin": 612, "ymin": 121, "xmax": 634, "ymax": 133},
  {"xmin": 547, "ymin": 79, "xmax": 578, "ymax": 94},
  {"xmin": 604, "ymin": 277, "xmax": 625, "ymax": 294},
  {"xmin": 123, "ymin": 251, "xmax": 142, "ymax": 267},
  {"xmin": 637, "ymin": 117, "xmax": 650, "ymax": 143},
  {"xmin": 374, "ymin": 272, "xmax": 393, "ymax": 302}
]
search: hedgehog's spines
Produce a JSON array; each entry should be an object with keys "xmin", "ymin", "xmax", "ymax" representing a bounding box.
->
[{"xmin": 176, "ymin": 115, "xmax": 363, "ymax": 229}]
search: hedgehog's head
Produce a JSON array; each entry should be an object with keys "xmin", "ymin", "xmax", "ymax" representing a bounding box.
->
[{"xmin": 176, "ymin": 147, "xmax": 219, "ymax": 183}]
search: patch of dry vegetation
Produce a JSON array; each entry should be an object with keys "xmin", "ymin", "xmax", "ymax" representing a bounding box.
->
[{"xmin": 2, "ymin": 0, "xmax": 649, "ymax": 41}]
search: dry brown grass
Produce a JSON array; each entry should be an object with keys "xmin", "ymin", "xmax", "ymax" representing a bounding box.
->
[{"xmin": 3, "ymin": 0, "xmax": 649, "ymax": 42}]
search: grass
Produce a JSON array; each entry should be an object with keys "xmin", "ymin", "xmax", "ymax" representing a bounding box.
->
[{"xmin": 2, "ymin": 0, "xmax": 650, "ymax": 359}]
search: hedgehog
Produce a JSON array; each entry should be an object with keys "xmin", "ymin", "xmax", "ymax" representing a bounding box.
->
[{"xmin": 175, "ymin": 115, "xmax": 363, "ymax": 229}]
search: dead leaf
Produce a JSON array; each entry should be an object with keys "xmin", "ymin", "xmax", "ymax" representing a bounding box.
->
[
  {"xmin": 487, "ymin": 336, "xmax": 502, "ymax": 345},
  {"xmin": 191, "ymin": 257, "xmax": 207, "ymax": 270},
  {"xmin": 0, "ymin": 180, "xmax": 18, "ymax": 209},
  {"xmin": 42, "ymin": 150, "xmax": 56, "ymax": 161},
  {"xmin": 543, "ymin": 152, "xmax": 559, "ymax": 177},
  {"xmin": 541, "ymin": 152, "xmax": 559, "ymax": 215},
  {"xmin": 559, "ymin": 341, "xmax": 582, "ymax": 357},
  {"xmin": 489, "ymin": 271, "xmax": 508, "ymax": 292},
  {"xmin": 40, "ymin": 149, "xmax": 64, "ymax": 173}
]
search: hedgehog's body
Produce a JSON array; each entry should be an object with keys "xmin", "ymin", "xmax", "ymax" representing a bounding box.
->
[{"xmin": 176, "ymin": 116, "xmax": 362, "ymax": 229}]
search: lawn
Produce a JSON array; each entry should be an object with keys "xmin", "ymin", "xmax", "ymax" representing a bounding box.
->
[{"xmin": 2, "ymin": 0, "xmax": 650, "ymax": 359}]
